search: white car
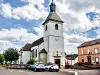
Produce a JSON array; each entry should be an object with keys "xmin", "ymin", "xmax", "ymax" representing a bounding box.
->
[
  {"xmin": 45, "ymin": 63, "xmax": 59, "ymax": 72},
  {"xmin": 30, "ymin": 62, "xmax": 45, "ymax": 72}
]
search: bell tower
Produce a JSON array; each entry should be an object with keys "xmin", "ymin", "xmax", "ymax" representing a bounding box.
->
[{"xmin": 42, "ymin": 0, "xmax": 65, "ymax": 68}]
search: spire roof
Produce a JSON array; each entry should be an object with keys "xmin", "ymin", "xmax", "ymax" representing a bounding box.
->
[
  {"xmin": 42, "ymin": 12, "xmax": 64, "ymax": 25},
  {"xmin": 42, "ymin": 0, "xmax": 64, "ymax": 25}
]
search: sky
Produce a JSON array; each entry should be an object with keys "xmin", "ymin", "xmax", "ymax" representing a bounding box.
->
[{"xmin": 0, "ymin": 0, "xmax": 100, "ymax": 54}]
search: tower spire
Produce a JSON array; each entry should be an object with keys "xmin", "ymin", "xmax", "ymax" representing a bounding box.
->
[{"xmin": 50, "ymin": 0, "xmax": 56, "ymax": 12}]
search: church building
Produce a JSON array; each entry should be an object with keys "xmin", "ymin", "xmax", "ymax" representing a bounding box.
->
[{"xmin": 22, "ymin": 0, "xmax": 65, "ymax": 68}]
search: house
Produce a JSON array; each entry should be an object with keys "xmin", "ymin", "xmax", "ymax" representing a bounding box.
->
[
  {"xmin": 78, "ymin": 38, "xmax": 100, "ymax": 65},
  {"xmin": 22, "ymin": 43, "xmax": 32, "ymax": 64},
  {"xmin": 65, "ymin": 54, "xmax": 78, "ymax": 68},
  {"xmin": 22, "ymin": 0, "xmax": 65, "ymax": 68}
]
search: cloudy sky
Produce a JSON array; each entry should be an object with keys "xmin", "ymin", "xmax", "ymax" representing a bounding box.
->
[{"xmin": 0, "ymin": 0, "xmax": 100, "ymax": 54}]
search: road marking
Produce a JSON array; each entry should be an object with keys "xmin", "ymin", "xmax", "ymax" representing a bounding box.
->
[
  {"xmin": 8, "ymin": 69, "xmax": 12, "ymax": 72},
  {"xmin": 75, "ymin": 72, "xmax": 78, "ymax": 75}
]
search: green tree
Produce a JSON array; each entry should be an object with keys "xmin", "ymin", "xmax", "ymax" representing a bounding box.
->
[
  {"xmin": 27, "ymin": 57, "xmax": 35, "ymax": 65},
  {"xmin": 0, "ymin": 54, "xmax": 4, "ymax": 64},
  {"xmin": 4, "ymin": 48, "xmax": 19, "ymax": 63}
]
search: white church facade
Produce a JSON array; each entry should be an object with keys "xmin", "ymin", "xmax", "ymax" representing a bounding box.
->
[{"xmin": 22, "ymin": 0, "xmax": 65, "ymax": 68}]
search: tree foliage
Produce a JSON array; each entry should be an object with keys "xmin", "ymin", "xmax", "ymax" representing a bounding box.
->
[
  {"xmin": 4, "ymin": 48, "xmax": 19, "ymax": 63},
  {"xmin": 0, "ymin": 54, "xmax": 4, "ymax": 64},
  {"xmin": 27, "ymin": 57, "xmax": 35, "ymax": 65}
]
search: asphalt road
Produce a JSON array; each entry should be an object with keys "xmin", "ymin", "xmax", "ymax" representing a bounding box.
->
[
  {"xmin": 0, "ymin": 66, "xmax": 74, "ymax": 75},
  {"xmin": 77, "ymin": 70, "xmax": 100, "ymax": 75}
]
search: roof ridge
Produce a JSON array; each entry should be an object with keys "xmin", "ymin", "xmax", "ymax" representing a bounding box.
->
[{"xmin": 78, "ymin": 38, "xmax": 100, "ymax": 48}]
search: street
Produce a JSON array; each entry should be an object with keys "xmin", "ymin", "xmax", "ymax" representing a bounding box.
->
[
  {"xmin": 0, "ymin": 66, "xmax": 74, "ymax": 75},
  {"xmin": 76, "ymin": 70, "xmax": 100, "ymax": 75},
  {"xmin": 1, "ymin": 66, "xmax": 100, "ymax": 75}
]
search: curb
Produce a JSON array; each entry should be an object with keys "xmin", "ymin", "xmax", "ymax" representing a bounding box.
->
[{"xmin": 60, "ymin": 70, "xmax": 78, "ymax": 75}]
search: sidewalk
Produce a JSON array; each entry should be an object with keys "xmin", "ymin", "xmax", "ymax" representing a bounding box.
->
[{"xmin": 60, "ymin": 69, "xmax": 78, "ymax": 75}]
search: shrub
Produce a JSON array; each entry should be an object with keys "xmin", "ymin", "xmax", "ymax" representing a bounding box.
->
[
  {"xmin": 74, "ymin": 62, "xmax": 84, "ymax": 66},
  {"xmin": 27, "ymin": 58, "xmax": 35, "ymax": 65}
]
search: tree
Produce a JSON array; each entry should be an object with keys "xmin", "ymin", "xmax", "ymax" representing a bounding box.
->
[
  {"xmin": 0, "ymin": 54, "xmax": 4, "ymax": 64},
  {"xmin": 27, "ymin": 57, "xmax": 35, "ymax": 65},
  {"xmin": 4, "ymin": 48, "xmax": 19, "ymax": 63}
]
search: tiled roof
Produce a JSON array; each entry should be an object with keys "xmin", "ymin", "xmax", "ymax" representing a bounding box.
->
[
  {"xmin": 66, "ymin": 54, "xmax": 78, "ymax": 60},
  {"xmin": 42, "ymin": 12, "xmax": 64, "ymax": 25},
  {"xmin": 78, "ymin": 38, "xmax": 100, "ymax": 48},
  {"xmin": 23, "ymin": 43, "xmax": 32, "ymax": 51},
  {"xmin": 32, "ymin": 37, "xmax": 44, "ymax": 47},
  {"xmin": 39, "ymin": 49, "xmax": 47, "ymax": 54}
]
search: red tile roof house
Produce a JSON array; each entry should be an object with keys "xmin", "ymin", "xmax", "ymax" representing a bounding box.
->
[{"xmin": 78, "ymin": 38, "xmax": 100, "ymax": 65}]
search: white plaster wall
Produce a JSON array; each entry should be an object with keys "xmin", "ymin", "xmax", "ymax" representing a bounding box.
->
[
  {"xmin": 49, "ymin": 36, "xmax": 64, "ymax": 52},
  {"xmin": 31, "ymin": 43, "xmax": 44, "ymax": 61},
  {"xmin": 31, "ymin": 46, "xmax": 38, "ymax": 50},
  {"xmin": 43, "ymin": 21, "xmax": 63, "ymax": 37},
  {"xmin": 43, "ymin": 20, "xmax": 65, "ymax": 66},
  {"xmin": 74, "ymin": 57, "xmax": 78, "ymax": 64},
  {"xmin": 47, "ymin": 52, "xmax": 65, "ymax": 66},
  {"xmin": 38, "ymin": 43, "xmax": 44, "ymax": 52},
  {"xmin": 22, "ymin": 51, "xmax": 31, "ymax": 64},
  {"xmin": 43, "ymin": 37, "xmax": 49, "ymax": 52}
]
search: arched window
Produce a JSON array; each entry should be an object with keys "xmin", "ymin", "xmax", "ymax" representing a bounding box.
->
[
  {"xmin": 45, "ymin": 25, "xmax": 47, "ymax": 31},
  {"xmin": 55, "ymin": 24, "xmax": 58, "ymax": 30},
  {"xmin": 35, "ymin": 49, "xmax": 37, "ymax": 57}
]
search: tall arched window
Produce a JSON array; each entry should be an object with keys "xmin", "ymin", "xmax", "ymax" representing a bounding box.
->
[
  {"xmin": 45, "ymin": 25, "xmax": 47, "ymax": 31},
  {"xmin": 55, "ymin": 24, "xmax": 58, "ymax": 30}
]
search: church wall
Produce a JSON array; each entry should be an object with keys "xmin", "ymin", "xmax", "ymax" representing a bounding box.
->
[
  {"xmin": 31, "ymin": 43, "xmax": 44, "ymax": 62},
  {"xmin": 43, "ymin": 37, "xmax": 49, "ymax": 52},
  {"xmin": 38, "ymin": 43, "xmax": 44, "ymax": 52},
  {"xmin": 43, "ymin": 20, "xmax": 65, "ymax": 67},
  {"xmin": 22, "ymin": 51, "xmax": 31, "ymax": 64},
  {"xmin": 43, "ymin": 21, "xmax": 63, "ymax": 37},
  {"xmin": 49, "ymin": 35, "xmax": 64, "ymax": 52},
  {"xmin": 40, "ymin": 53, "xmax": 47, "ymax": 64}
]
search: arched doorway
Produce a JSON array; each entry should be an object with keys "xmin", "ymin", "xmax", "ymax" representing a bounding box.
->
[{"xmin": 39, "ymin": 49, "xmax": 47, "ymax": 64}]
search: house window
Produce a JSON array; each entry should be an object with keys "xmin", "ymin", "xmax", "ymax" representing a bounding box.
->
[
  {"xmin": 81, "ymin": 49, "xmax": 83, "ymax": 54},
  {"xmin": 95, "ymin": 57, "xmax": 99, "ymax": 64},
  {"xmin": 88, "ymin": 49, "xmax": 90, "ymax": 54},
  {"xmin": 45, "ymin": 25, "xmax": 47, "ymax": 31},
  {"xmin": 95, "ymin": 48, "xmax": 98, "ymax": 54},
  {"xmin": 35, "ymin": 49, "xmax": 37, "ymax": 57},
  {"xmin": 55, "ymin": 24, "xmax": 58, "ymax": 30},
  {"xmin": 32, "ymin": 50, "xmax": 34, "ymax": 57}
]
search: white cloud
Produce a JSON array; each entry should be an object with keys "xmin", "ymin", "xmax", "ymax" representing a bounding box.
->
[
  {"xmin": 0, "ymin": 0, "xmax": 48, "ymax": 20},
  {"xmin": 0, "ymin": 40, "xmax": 20, "ymax": 53},
  {"xmin": 0, "ymin": 0, "xmax": 100, "ymax": 54},
  {"xmin": 55, "ymin": 0, "xmax": 100, "ymax": 33},
  {"xmin": 0, "ymin": 26, "xmax": 93, "ymax": 54},
  {"xmin": 95, "ymin": 28, "xmax": 100, "ymax": 38},
  {"xmin": 64, "ymin": 33, "xmax": 93, "ymax": 54},
  {"xmin": 0, "ymin": 26, "xmax": 43, "ymax": 53}
]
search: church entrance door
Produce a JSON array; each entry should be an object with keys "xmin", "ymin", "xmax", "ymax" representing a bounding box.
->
[{"xmin": 54, "ymin": 59, "xmax": 60, "ymax": 68}]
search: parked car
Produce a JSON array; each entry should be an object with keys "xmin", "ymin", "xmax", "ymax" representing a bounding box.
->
[
  {"xmin": 30, "ymin": 62, "xmax": 45, "ymax": 72},
  {"xmin": 45, "ymin": 63, "xmax": 59, "ymax": 72}
]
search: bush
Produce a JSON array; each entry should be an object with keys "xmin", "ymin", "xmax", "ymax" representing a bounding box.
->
[
  {"xmin": 84, "ymin": 62, "xmax": 93, "ymax": 65},
  {"xmin": 74, "ymin": 62, "xmax": 84, "ymax": 66},
  {"xmin": 27, "ymin": 58, "xmax": 35, "ymax": 65},
  {"xmin": 0, "ymin": 54, "xmax": 4, "ymax": 64}
]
